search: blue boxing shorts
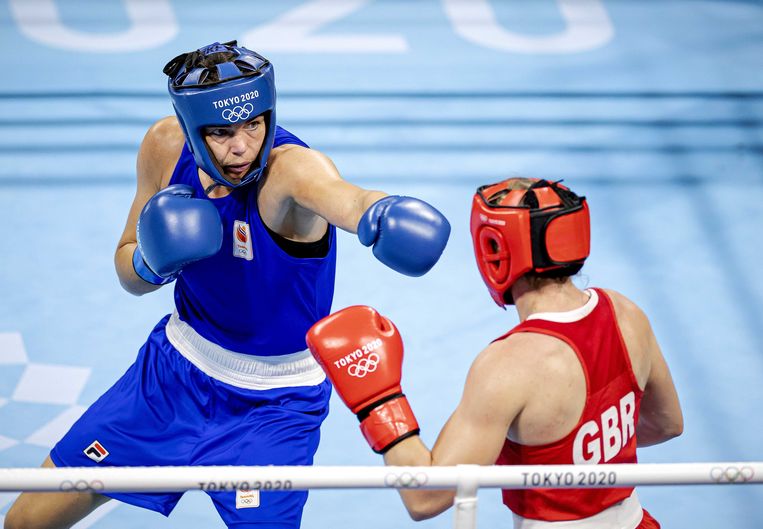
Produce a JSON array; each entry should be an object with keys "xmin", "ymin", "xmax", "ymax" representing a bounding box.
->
[{"xmin": 51, "ymin": 312, "xmax": 331, "ymax": 529}]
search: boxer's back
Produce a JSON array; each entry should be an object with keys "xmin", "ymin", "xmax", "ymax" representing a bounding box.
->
[
  {"xmin": 503, "ymin": 287, "xmax": 653, "ymax": 447},
  {"xmin": 496, "ymin": 287, "xmax": 646, "ymax": 520}
]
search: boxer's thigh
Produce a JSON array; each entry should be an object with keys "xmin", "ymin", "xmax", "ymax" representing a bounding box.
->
[{"xmin": 200, "ymin": 379, "xmax": 332, "ymax": 528}]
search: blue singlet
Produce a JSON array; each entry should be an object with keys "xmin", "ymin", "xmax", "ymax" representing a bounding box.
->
[{"xmin": 170, "ymin": 126, "xmax": 337, "ymax": 356}]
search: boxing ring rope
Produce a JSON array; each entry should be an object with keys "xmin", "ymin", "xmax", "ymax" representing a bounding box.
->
[{"xmin": 1, "ymin": 462, "xmax": 761, "ymax": 529}]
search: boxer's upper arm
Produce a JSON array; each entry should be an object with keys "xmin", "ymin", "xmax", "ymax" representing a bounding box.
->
[
  {"xmin": 266, "ymin": 146, "xmax": 385, "ymax": 233},
  {"xmin": 604, "ymin": 289, "xmax": 683, "ymax": 446},
  {"xmin": 114, "ymin": 117, "xmax": 185, "ymax": 293},
  {"xmin": 117, "ymin": 118, "xmax": 184, "ymax": 250},
  {"xmin": 381, "ymin": 338, "xmax": 531, "ymax": 521},
  {"xmin": 637, "ymin": 320, "xmax": 684, "ymax": 445},
  {"xmin": 431, "ymin": 338, "xmax": 530, "ymax": 467}
]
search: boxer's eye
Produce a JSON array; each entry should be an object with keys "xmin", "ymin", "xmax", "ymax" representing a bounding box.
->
[{"xmin": 206, "ymin": 127, "xmax": 233, "ymax": 138}]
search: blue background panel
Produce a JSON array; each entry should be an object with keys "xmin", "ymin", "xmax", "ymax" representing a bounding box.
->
[{"xmin": 0, "ymin": 1, "xmax": 761, "ymax": 528}]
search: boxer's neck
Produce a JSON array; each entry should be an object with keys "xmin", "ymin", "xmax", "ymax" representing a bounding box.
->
[{"xmin": 512, "ymin": 278, "xmax": 589, "ymax": 322}]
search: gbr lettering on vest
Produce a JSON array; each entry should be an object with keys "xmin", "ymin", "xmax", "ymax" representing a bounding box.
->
[{"xmin": 572, "ymin": 391, "xmax": 636, "ymax": 465}]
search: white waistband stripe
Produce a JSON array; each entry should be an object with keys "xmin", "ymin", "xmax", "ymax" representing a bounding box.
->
[
  {"xmin": 513, "ymin": 490, "xmax": 643, "ymax": 529},
  {"xmin": 164, "ymin": 312, "xmax": 326, "ymax": 390}
]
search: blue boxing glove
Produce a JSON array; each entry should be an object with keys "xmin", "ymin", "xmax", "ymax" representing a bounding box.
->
[
  {"xmin": 357, "ymin": 195, "xmax": 450, "ymax": 277},
  {"xmin": 132, "ymin": 184, "xmax": 223, "ymax": 285}
]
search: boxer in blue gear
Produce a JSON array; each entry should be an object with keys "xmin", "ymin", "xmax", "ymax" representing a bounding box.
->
[{"xmin": 5, "ymin": 41, "xmax": 450, "ymax": 529}]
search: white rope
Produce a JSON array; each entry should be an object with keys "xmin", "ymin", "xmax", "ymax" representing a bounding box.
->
[{"xmin": 0, "ymin": 462, "xmax": 759, "ymax": 493}]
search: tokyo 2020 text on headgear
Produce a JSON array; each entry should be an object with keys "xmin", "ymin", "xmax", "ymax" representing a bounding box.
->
[
  {"xmin": 470, "ymin": 178, "xmax": 590, "ymax": 306},
  {"xmin": 163, "ymin": 40, "xmax": 277, "ymax": 188}
]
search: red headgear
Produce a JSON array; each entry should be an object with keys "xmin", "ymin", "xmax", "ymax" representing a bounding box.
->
[{"xmin": 470, "ymin": 179, "xmax": 590, "ymax": 306}]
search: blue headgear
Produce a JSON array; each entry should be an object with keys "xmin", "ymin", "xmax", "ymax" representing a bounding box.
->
[{"xmin": 163, "ymin": 41, "xmax": 276, "ymax": 188}]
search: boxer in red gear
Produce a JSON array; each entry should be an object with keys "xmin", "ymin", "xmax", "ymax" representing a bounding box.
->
[{"xmin": 307, "ymin": 178, "xmax": 683, "ymax": 529}]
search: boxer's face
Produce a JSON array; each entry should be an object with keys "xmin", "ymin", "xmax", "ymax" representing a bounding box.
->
[{"xmin": 203, "ymin": 114, "xmax": 267, "ymax": 185}]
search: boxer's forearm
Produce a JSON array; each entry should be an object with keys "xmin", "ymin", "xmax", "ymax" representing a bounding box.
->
[
  {"xmin": 115, "ymin": 242, "xmax": 161, "ymax": 296},
  {"xmin": 383, "ymin": 436, "xmax": 455, "ymax": 521}
]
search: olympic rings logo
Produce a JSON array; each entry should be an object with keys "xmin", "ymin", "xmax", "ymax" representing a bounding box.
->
[
  {"xmin": 222, "ymin": 103, "xmax": 254, "ymax": 123},
  {"xmin": 710, "ymin": 466, "xmax": 755, "ymax": 483},
  {"xmin": 384, "ymin": 471, "xmax": 429, "ymax": 488},
  {"xmin": 347, "ymin": 353, "xmax": 379, "ymax": 378},
  {"xmin": 59, "ymin": 480, "xmax": 105, "ymax": 492}
]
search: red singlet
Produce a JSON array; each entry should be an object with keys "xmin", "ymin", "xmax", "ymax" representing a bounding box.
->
[{"xmin": 496, "ymin": 288, "xmax": 653, "ymax": 524}]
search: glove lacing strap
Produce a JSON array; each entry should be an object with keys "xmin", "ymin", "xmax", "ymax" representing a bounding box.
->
[
  {"xmin": 357, "ymin": 393, "xmax": 420, "ymax": 454},
  {"xmin": 355, "ymin": 392, "xmax": 405, "ymax": 421}
]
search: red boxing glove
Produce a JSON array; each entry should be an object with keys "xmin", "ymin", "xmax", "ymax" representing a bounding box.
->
[{"xmin": 306, "ymin": 305, "xmax": 419, "ymax": 453}]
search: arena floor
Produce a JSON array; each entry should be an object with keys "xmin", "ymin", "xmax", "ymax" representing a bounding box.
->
[{"xmin": 1, "ymin": 1, "xmax": 762, "ymax": 527}]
